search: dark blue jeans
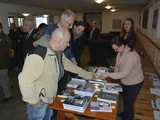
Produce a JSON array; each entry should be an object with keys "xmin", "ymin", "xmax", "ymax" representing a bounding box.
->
[
  {"xmin": 122, "ymin": 81, "xmax": 143, "ymax": 120},
  {"xmin": 27, "ymin": 102, "xmax": 53, "ymax": 120}
]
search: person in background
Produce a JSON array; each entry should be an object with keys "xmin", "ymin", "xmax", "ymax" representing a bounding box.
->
[
  {"xmin": 89, "ymin": 20, "xmax": 100, "ymax": 41},
  {"xmin": 8, "ymin": 23, "xmax": 17, "ymax": 71},
  {"xmin": 88, "ymin": 20, "xmax": 100, "ymax": 65},
  {"xmin": 70, "ymin": 21, "xmax": 86, "ymax": 65},
  {"xmin": 0, "ymin": 22, "xmax": 12, "ymax": 102},
  {"xmin": 33, "ymin": 23, "xmax": 48, "ymax": 41},
  {"xmin": 22, "ymin": 15, "xmax": 36, "ymax": 62},
  {"xmin": 121, "ymin": 18, "xmax": 136, "ymax": 51},
  {"xmin": 18, "ymin": 28, "xmax": 96, "ymax": 120},
  {"xmin": 13, "ymin": 26, "xmax": 25, "ymax": 70},
  {"xmin": 33, "ymin": 9, "xmax": 75, "ymax": 47},
  {"xmin": 99, "ymin": 36, "xmax": 144, "ymax": 120}
]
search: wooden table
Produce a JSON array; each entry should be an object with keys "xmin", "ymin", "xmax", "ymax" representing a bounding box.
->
[{"xmin": 49, "ymin": 96, "xmax": 118, "ymax": 120}]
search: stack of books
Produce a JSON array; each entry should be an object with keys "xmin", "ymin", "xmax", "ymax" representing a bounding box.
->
[
  {"xmin": 96, "ymin": 91, "xmax": 118, "ymax": 104},
  {"xmin": 59, "ymin": 77, "xmax": 120, "ymax": 113},
  {"xmin": 63, "ymin": 94, "xmax": 91, "ymax": 112}
]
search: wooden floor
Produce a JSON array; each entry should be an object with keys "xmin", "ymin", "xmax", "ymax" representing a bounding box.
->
[
  {"xmin": 134, "ymin": 39, "xmax": 156, "ymax": 120},
  {"xmin": 134, "ymin": 55, "xmax": 154, "ymax": 120}
]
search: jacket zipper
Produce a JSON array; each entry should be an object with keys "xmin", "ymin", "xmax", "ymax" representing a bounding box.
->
[{"xmin": 54, "ymin": 58, "xmax": 58, "ymax": 72}]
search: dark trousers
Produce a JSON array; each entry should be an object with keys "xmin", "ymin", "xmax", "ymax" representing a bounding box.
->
[{"xmin": 122, "ymin": 81, "xmax": 143, "ymax": 120}]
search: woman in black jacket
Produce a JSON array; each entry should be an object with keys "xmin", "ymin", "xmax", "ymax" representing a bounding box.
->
[{"xmin": 121, "ymin": 18, "xmax": 136, "ymax": 51}]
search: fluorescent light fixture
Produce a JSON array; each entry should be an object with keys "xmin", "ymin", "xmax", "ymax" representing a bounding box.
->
[
  {"xmin": 105, "ymin": 5, "xmax": 112, "ymax": 9},
  {"xmin": 43, "ymin": 14, "xmax": 48, "ymax": 17},
  {"xmin": 110, "ymin": 8, "xmax": 116, "ymax": 12},
  {"xmin": 94, "ymin": 0, "xmax": 105, "ymax": 4},
  {"xmin": 22, "ymin": 13, "xmax": 30, "ymax": 16}
]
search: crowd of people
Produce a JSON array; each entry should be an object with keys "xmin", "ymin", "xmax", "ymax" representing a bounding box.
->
[{"xmin": 0, "ymin": 9, "xmax": 144, "ymax": 120}]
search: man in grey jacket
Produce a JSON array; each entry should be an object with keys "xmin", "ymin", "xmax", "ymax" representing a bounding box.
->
[{"xmin": 18, "ymin": 28, "xmax": 95, "ymax": 120}]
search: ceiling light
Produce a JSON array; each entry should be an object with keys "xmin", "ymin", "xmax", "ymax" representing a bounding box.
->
[
  {"xmin": 43, "ymin": 14, "xmax": 48, "ymax": 17},
  {"xmin": 94, "ymin": 0, "xmax": 105, "ymax": 4},
  {"xmin": 22, "ymin": 13, "xmax": 30, "ymax": 16},
  {"xmin": 110, "ymin": 8, "xmax": 116, "ymax": 12},
  {"xmin": 105, "ymin": 5, "xmax": 112, "ymax": 9}
]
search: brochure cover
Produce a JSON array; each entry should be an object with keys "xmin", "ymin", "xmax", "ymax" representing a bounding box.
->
[
  {"xmin": 90, "ymin": 101, "xmax": 112, "ymax": 112},
  {"xmin": 153, "ymin": 110, "xmax": 160, "ymax": 120},
  {"xmin": 96, "ymin": 91, "xmax": 118, "ymax": 103},
  {"xmin": 103, "ymin": 83, "xmax": 122, "ymax": 94},
  {"xmin": 67, "ymin": 78, "xmax": 87, "ymax": 89},
  {"xmin": 74, "ymin": 82, "xmax": 96, "ymax": 97},
  {"xmin": 151, "ymin": 99, "xmax": 160, "ymax": 110}
]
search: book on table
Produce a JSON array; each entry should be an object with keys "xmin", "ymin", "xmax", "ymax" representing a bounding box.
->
[
  {"xmin": 150, "ymin": 88, "xmax": 160, "ymax": 96},
  {"xmin": 96, "ymin": 91, "xmax": 118, "ymax": 104},
  {"xmin": 103, "ymin": 83, "xmax": 122, "ymax": 94},
  {"xmin": 63, "ymin": 94, "xmax": 91, "ymax": 112},
  {"xmin": 153, "ymin": 110, "xmax": 160, "ymax": 120},
  {"xmin": 90, "ymin": 101, "xmax": 112, "ymax": 112},
  {"xmin": 67, "ymin": 78, "xmax": 87, "ymax": 89},
  {"xmin": 151, "ymin": 99, "xmax": 160, "ymax": 110},
  {"xmin": 74, "ymin": 82, "xmax": 97, "ymax": 97},
  {"xmin": 88, "ymin": 79, "xmax": 106, "ymax": 92}
]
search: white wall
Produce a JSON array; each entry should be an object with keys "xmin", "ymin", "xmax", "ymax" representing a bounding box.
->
[
  {"xmin": 102, "ymin": 9, "xmax": 140, "ymax": 33},
  {"xmin": 0, "ymin": 2, "xmax": 60, "ymax": 33}
]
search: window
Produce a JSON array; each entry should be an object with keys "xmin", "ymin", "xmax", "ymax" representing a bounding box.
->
[
  {"xmin": 17, "ymin": 17, "xmax": 24, "ymax": 27},
  {"xmin": 152, "ymin": 9, "xmax": 159, "ymax": 29},
  {"xmin": 112, "ymin": 19, "xmax": 122, "ymax": 29},
  {"xmin": 142, "ymin": 9, "xmax": 149, "ymax": 29},
  {"xmin": 36, "ymin": 16, "xmax": 48, "ymax": 28},
  {"xmin": 8, "ymin": 17, "xmax": 14, "ymax": 27}
]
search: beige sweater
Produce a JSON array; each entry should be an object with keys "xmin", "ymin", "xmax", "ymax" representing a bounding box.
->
[{"xmin": 108, "ymin": 47, "xmax": 144, "ymax": 85}]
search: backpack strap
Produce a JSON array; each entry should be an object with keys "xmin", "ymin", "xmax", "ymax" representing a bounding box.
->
[{"xmin": 28, "ymin": 45, "xmax": 47, "ymax": 60}]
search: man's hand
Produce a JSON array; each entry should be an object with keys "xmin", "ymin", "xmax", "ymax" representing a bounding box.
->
[
  {"xmin": 96, "ymin": 73, "xmax": 109, "ymax": 80},
  {"xmin": 30, "ymin": 101, "xmax": 42, "ymax": 107}
]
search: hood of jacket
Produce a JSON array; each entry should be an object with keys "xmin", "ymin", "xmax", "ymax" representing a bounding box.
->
[{"xmin": 34, "ymin": 35, "xmax": 50, "ymax": 48}]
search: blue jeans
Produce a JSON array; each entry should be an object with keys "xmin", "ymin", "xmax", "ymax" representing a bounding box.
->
[{"xmin": 27, "ymin": 102, "xmax": 53, "ymax": 120}]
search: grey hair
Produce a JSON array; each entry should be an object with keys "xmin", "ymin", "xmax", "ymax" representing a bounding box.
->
[
  {"xmin": 23, "ymin": 15, "xmax": 35, "ymax": 26},
  {"xmin": 50, "ymin": 28, "xmax": 64, "ymax": 41},
  {"xmin": 61, "ymin": 9, "xmax": 75, "ymax": 21},
  {"xmin": 24, "ymin": 15, "xmax": 34, "ymax": 23}
]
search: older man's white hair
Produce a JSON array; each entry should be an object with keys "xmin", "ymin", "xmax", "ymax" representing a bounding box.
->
[{"xmin": 50, "ymin": 28, "xmax": 70, "ymax": 41}]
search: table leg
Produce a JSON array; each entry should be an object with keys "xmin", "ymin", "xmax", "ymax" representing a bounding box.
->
[
  {"xmin": 65, "ymin": 113, "xmax": 79, "ymax": 120},
  {"xmin": 57, "ymin": 110, "xmax": 65, "ymax": 120}
]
